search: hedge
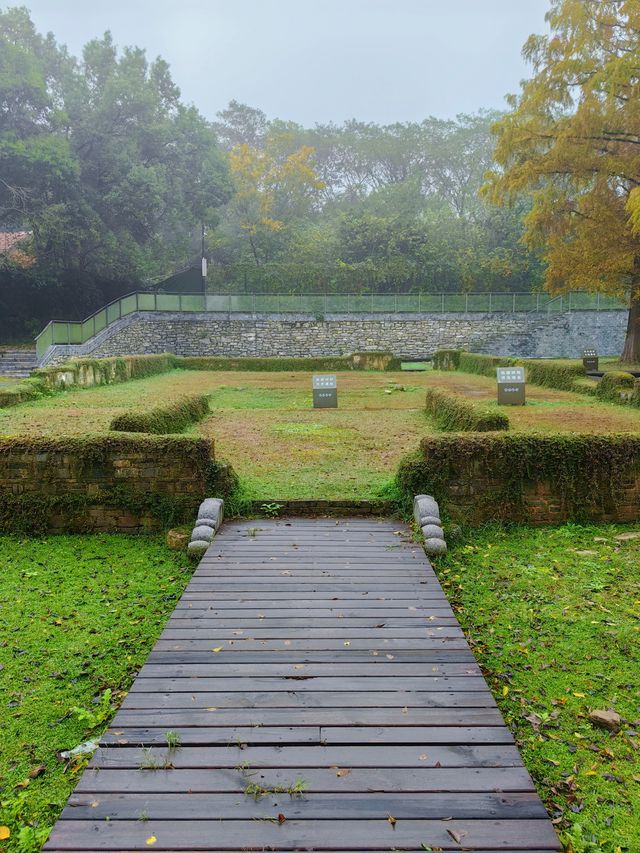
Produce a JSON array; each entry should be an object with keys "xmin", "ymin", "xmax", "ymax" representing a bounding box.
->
[
  {"xmin": 35, "ymin": 353, "xmax": 177, "ymax": 390},
  {"xmin": 432, "ymin": 349, "xmax": 586, "ymax": 391},
  {"xmin": 0, "ymin": 376, "xmax": 47, "ymax": 408},
  {"xmin": 177, "ymin": 352, "xmax": 401, "ymax": 372},
  {"xmin": 110, "ymin": 394, "xmax": 210, "ymax": 434},
  {"xmin": 395, "ymin": 432, "xmax": 640, "ymax": 524},
  {"xmin": 425, "ymin": 386, "xmax": 509, "ymax": 432},
  {"xmin": 595, "ymin": 371, "xmax": 638, "ymax": 405}
]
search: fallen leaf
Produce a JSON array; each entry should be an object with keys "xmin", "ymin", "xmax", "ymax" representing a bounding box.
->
[
  {"xmin": 447, "ymin": 828, "xmax": 467, "ymax": 843},
  {"xmin": 146, "ymin": 837, "xmax": 157, "ymax": 846},
  {"xmin": 335, "ymin": 767, "xmax": 351, "ymax": 777},
  {"xmin": 0, "ymin": 827, "xmax": 10, "ymax": 841},
  {"xmin": 28, "ymin": 764, "xmax": 46, "ymax": 779},
  {"xmin": 419, "ymin": 753, "xmax": 428, "ymax": 761},
  {"xmin": 211, "ymin": 647, "xmax": 223, "ymax": 653},
  {"xmin": 387, "ymin": 815, "xmax": 397, "ymax": 827},
  {"xmin": 277, "ymin": 813, "xmax": 286, "ymax": 824}
]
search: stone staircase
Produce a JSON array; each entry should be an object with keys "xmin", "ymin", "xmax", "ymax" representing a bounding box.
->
[{"xmin": 0, "ymin": 347, "xmax": 38, "ymax": 378}]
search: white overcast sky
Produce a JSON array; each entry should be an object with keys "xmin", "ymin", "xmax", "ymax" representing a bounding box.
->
[{"xmin": 19, "ymin": 0, "xmax": 551, "ymax": 124}]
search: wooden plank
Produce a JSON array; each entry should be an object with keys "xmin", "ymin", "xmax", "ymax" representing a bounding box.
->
[
  {"xmin": 44, "ymin": 818, "xmax": 561, "ymax": 850},
  {"xmin": 153, "ymin": 638, "xmax": 472, "ymax": 651},
  {"xmin": 119, "ymin": 690, "xmax": 498, "ymax": 710},
  {"xmin": 158, "ymin": 627, "xmax": 466, "ymax": 638},
  {"xmin": 137, "ymin": 663, "xmax": 481, "ymax": 677},
  {"xmin": 88, "ymin": 744, "xmax": 524, "ymax": 769},
  {"xmin": 146, "ymin": 650, "xmax": 477, "ymax": 662},
  {"xmin": 62, "ymin": 791, "xmax": 547, "ymax": 820},
  {"xmin": 109, "ymin": 708, "xmax": 505, "ymax": 727},
  {"xmin": 127, "ymin": 676, "xmax": 489, "ymax": 693},
  {"xmin": 100, "ymin": 725, "xmax": 513, "ymax": 746},
  {"xmin": 74, "ymin": 766, "xmax": 537, "ymax": 794}
]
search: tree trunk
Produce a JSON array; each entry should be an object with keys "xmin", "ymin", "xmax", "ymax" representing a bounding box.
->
[{"xmin": 620, "ymin": 294, "xmax": 640, "ymax": 364}]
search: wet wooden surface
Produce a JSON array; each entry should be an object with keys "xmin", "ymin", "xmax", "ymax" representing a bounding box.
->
[{"xmin": 45, "ymin": 518, "xmax": 560, "ymax": 851}]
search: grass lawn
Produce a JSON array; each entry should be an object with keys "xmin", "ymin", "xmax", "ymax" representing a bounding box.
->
[
  {"xmin": 0, "ymin": 535, "xmax": 193, "ymax": 853},
  {"xmin": 2, "ymin": 368, "xmax": 640, "ymax": 500},
  {"xmin": 438, "ymin": 524, "xmax": 640, "ymax": 852}
]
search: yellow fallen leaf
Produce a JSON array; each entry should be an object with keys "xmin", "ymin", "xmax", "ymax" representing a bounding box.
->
[
  {"xmin": 573, "ymin": 692, "xmax": 586, "ymax": 698},
  {"xmin": 146, "ymin": 836, "xmax": 157, "ymax": 846},
  {"xmin": 502, "ymin": 686, "xmax": 509, "ymax": 697},
  {"xmin": 211, "ymin": 647, "xmax": 223, "ymax": 653},
  {"xmin": 0, "ymin": 827, "xmax": 10, "ymax": 840}
]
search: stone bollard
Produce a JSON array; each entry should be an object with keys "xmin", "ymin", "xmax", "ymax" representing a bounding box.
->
[
  {"xmin": 187, "ymin": 498, "xmax": 224, "ymax": 560},
  {"xmin": 414, "ymin": 494, "xmax": 447, "ymax": 556}
]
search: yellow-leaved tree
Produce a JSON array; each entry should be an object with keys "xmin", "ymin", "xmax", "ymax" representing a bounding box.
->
[
  {"xmin": 484, "ymin": 0, "xmax": 640, "ymax": 362},
  {"xmin": 227, "ymin": 137, "xmax": 325, "ymax": 266}
]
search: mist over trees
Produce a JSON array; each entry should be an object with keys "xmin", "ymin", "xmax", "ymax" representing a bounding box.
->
[
  {"xmin": 0, "ymin": 6, "xmax": 544, "ymax": 339},
  {"xmin": 209, "ymin": 102, "xmax": 542, "ymax": 294}
]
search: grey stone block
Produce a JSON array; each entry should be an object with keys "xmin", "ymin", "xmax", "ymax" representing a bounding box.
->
[
  {"xmin": 196, "ymin": 516, "xmax": 217, "ymax": 529},
  {"xmin": 187, "ymin": 540, "xmax": 209, "ymax": 559},
  {"xmin": 419, "ymin": 515, "xmax": 441, "ymax": 527},
  {"xmin": 421, "ymin": 524, "xmax": 445, "ymax": 540},
  {"xmin": 423, "ymin": 537, "xmax": 448, "ymax": 556},
  {"xmin": 198, "ymin": 498, "xmax": 224, "ymax": 530},
  {"xmin": 191, "ymin": 525, "xmax": 214, "ymax": 543},
  {"xmin": 414, "ymin": 495, "xmax": 439, "ymax": 527}
]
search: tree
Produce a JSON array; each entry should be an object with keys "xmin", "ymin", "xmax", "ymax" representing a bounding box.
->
[
  {"xmin": 224, "ymin": 137, "xmax": 325, "ymax": 265},
  {"xmin": 484, "ymin": 0, "xmax": 640, "ymax": 362},
  {"xmin": 0, "ymin": 8, "xmax": 232, "ymax": 336}
]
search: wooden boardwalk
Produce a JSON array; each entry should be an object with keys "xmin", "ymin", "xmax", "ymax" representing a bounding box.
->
[{"xmin": 45, "ymin": 518, "xmax": 560, "ymax": 851}]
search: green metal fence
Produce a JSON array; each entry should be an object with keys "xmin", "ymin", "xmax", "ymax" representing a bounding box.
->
[{"xmin": 35, "ymin": 290, "xmax": 627, "ymax": 361}]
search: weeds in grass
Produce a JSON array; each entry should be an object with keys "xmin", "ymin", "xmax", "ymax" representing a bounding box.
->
[{"xmin": 261, "ymin": 502, "xmax": 282, "ymax": 518}]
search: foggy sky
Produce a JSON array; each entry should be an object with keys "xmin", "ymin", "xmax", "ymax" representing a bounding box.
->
[{"xmin": 19, "ymin": 0, "xmax": 551, "ymax": 124}]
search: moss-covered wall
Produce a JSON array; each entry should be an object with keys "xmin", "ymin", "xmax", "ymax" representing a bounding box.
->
[
  {"xmin": 0, "ymin": 434, "xmax": 218, "ymax": 533},
  {"xmin": 396, "ymin": 433, "xmax": 640, "ymax": 525}
]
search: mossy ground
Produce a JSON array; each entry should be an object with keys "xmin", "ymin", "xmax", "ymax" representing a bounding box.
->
[
  {"xmin": 437, "ymin": 523, "xmax": 640, "ymax": 852},
  {"xmin": 0, "ymin": 534, "xmax": 193, "ymax": 852}
]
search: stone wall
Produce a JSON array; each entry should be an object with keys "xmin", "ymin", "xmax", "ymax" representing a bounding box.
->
[
  {"xmin": 397, "ymin": 434, "xmax": 640, "ymax": 526},
  {"xmin": 0, "ymin": 435, "xmax": 215, "ymax": 532},
  {"xmin": 41, "ymin": 308, "xmax": 628, "ymax": 365}
]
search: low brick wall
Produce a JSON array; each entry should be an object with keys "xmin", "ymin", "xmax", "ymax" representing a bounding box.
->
[
  {"xmin": 397, "ymin": 434, "xmax": 640, "ymax": 525},
  {"xmin": 0, "ymin": 435, "xmax": 216, "ymax": 532}
]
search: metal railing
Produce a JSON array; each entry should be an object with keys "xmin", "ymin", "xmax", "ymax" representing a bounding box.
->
[{"xmin": 35, "ymin": 290, "xmax": 627, "ymax": 361}]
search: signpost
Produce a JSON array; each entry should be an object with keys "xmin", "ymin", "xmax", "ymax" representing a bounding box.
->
[
  {"xmin": 496, "ymin": 367, "xmax": 526, "ymax": 406},
  {"xmin": 582, "ymin": 349, "xmax": 599, "ymax": 372},
  {"xmin": 312, "ymin": 374, "xmax": 338, "ymax": 408}
]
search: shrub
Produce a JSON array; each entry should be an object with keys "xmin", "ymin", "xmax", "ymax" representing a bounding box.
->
[
  {"xmin": 0, "ymin": 376, "xmax": 48, "ymax": 408},
  {"xmin": 110, "ymin": 394, "xmax": 210, "ymax": 434},
  {"xmin": 432, "ymin": 349, "xmax": 586, "ymax": 391},
  {"xmin": 521, "ymin": 358, "xmax": 585, "ymax": 391},
  {"xmin": 425, "ymin": 387, "xmax": 509, "ymax": 432},
  {"xmin": 596, "ymin": 371, "xmax": 637, "ymax": 404},
  {"xmin": 176, "ymin": 352, "xmax": 400, "ymax": 372}
]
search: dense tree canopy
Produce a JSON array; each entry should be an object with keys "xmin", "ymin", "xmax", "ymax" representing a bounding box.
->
[
  {"xmin": 0, "ymin": 6, "xmax": 231, "ymax": 337},
  {"xmin": 0, "ymin": 6, "xmax": 548, "ymax": 341},
  {"xmin": 485, "ymin": 0, "xmax": 640, "ymax": 361},
  {"xmin": 208, "ymin": 104, "xmax": 542, "ymax": 294}
]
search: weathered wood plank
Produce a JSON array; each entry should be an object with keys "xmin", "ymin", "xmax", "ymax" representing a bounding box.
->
[
  {"xmin": 44, "ymin": 818, "xmax": 561, "ymax": 850},
  {"xmin": 119, "ymin": 690, "xmax": 498, "ymax": 710},
  {"xmin": 63, "ymin": 791, "xmax": 547, "ymax": 820},
  {"xmin": 88, "ymin": 744, "xmax": 525, "ymax": 769},
  {"xmin": 73, "ymin": 766, "xmax": 537, "ymax": 794},
  {"xmin": 100, "ymin": 725, "xmax": 513, "ymax": 747}
]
